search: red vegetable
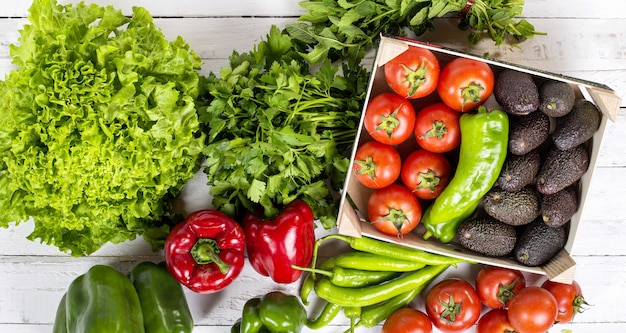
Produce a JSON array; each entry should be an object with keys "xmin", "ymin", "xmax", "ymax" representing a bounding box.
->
[
  {"xmin": 353, "ymin": 141, "xmax": 401, "ymax": 189},
  {"xmin": 400, "ymin": 149, "xmax": 451, "ymax": 200},
  {"xmin": 475, "ymin": 266, "xmax": 526, "ymax": 309},
  {"xmin": 243, "ymin": 199, "xmax": 315, "ymax": 284},
  {"xmin": 164, "ymin": 210, "xmax": 245, "ymax": 294},
  {"xmin": 425, "ymin": 278, "xmax": 481, "ymax": 333},
  {"xmin": 438, "ymin": 58, "xmax": 494, "ymax": 112},
  {"xmin": 364, "ymin": 92, "xmax": 416, "ymax": 145},
  {"xmin": 507, "ymin": 286, "xmax": 558, "ymax": 333},
  {"xmin": 384, "ymin": 45, "xmax": 440, "ymax": 99},
  {"xmin": 476, "ymin": 309, "xmax": 516, "ymax": 333},
  {"xmin": 413, "ymin": 102, "xmax": 461, "ymax": 153},
  {"xmin": 541, "ymin": 279, "xmax": 588, "ymax": 324},
  {"xmin": 367, "ymin": 184, "xmax": 422, "ymax": 237}
]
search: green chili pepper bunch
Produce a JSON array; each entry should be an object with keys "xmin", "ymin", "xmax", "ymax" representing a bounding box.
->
[{"xmin": 295, "ymin": 235, "xmax": 469, "ymax": 331}]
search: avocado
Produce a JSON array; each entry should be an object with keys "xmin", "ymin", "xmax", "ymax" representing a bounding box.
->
[
  {"xmin": 541, "ymin": 186, "xmax": 578, "ymax": 228},
  {"xmin": 482, "ymin": 186, "xmax": 540, "ymax": 226},
  {"xmin": 536, "ymin": 145, "xmax": 589, "ymax": 195},
  {"xmin": 508, "ymin": 111, "xmax": 551, "ymax": 155},
  {"xmin": 457, "ymin": 216, "xmax": 517, "ymax": 257},
  {"xmin": 497, "ymin": 149, "xmax": 541, "ymax": 192},
  {"xmin": 552, "ymin": 99, "xmax": 602, "ymax": 151},
  {"xmin": 539, "ymin": 80, "xmax": 576, "ymax": 117},
  {"xmin": 494, "ymin": 69, "xmax": 540, "ymax": 115},
  {"xmin": 514, "ymin": 218, "xmax": 567, "ymax": 266}
]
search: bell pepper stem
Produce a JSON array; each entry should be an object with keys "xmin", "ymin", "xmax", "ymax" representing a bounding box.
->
[{"xmin": 191, "ymin": 238, "xmax": 230, "ymax": 275}]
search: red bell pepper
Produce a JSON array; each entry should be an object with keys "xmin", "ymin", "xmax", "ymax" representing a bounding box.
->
[
  {"xmin": 164, "ymin": 210, "xmax": 245, "ymax": 294},
  {"xmin": 243, "ymin": 199, "xmax": 315, "ymax": 284}
]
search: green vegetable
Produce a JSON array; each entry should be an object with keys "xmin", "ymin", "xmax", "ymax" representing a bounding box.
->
[
  {"xmin": 422, "ymin": 106, "xmax": 509, "ymax": 243},
  {"xmin": 356, "ymin": 276, "xmax": 432, "ymax": 328},
  {"xmin": 314, "ymin": 234, "xmax": 468, "ymax": 266},
  {"xmin": 306, "ymin": 301, "xmax": 342, "ymax": 329},
  {"xmin": 53, "ymin": 265, "xmax": 145, "ymax": 333},
  {"xmin": 130, "ymin": 262, "xmax": 194, "ymax": 333},
  {"xmin": 0, "ymin": 0, "xmax": 205, "ymax": 255},
  {"xmin": 313, "ymin": 264, "xmax": 450, "ymax": 307},
  {"xmin": 237, "ymin": 291, "xmax": 308, "ymax": 333},
  {"xmin": 287, "ymin": 0, "xmax": 544, "ymax": 67},
  {"xmin": 200, "ymin": 25, "xmax": 368, "ymax": 228}
]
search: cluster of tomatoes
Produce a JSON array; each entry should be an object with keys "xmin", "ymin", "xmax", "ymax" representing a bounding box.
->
[
  {"xmin": 382, "ymin": 266, "xmax": 588, "ymax": 333},
  {"xmin": 353, "ymin": 45, "xmax": 495, "ymax": 237}
]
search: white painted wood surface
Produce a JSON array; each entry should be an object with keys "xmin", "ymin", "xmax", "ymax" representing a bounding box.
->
[{"xmin": 1, "ymin": 1, "xmax": 625, "ymax": 332}]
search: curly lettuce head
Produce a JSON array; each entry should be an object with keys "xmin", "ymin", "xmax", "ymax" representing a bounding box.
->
[{"xmin": 0, "ymin": 0, "xmax": 206, "ymax": 255}]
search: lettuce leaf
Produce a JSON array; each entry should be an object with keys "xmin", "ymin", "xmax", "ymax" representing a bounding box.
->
[{"xmin": 0, "ymin": 0, "xmax": 205, "ymax": 256}]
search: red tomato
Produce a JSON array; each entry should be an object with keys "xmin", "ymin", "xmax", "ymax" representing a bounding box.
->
[
  {"xmin": 367, "ymin": 184, "xmax": 422, "ymax": 237},
  {"xmin": 414, "ymin": 103, "xmax": 461, "ymax": 153},
  {"xmin": 384, "ymin": 46, "xmax": 440, "ymax": 99},
  {"xmin": 477, "ymin": 309, "xmax": 516, "ymax": 333},
  {"xmin": 475, "ymin": 266, "xmax": 526, "ymax": 309},
  {"xmin": 400, "ymin": 149, "xmax": 451, "ymax": 200},
  {"xmin": 364, "ymin": 92, "xmax": 416, "ymax": 145},
  {"xmin": 438, "ymin": 57, "xmax": 494, "ymax": 112},
  {"xmin": 507, "ymin": 286, "xmax": 558, "ymax": 333},
  {"xmin": 541, "ymin": 279, "xmax": 588, "ymax": 324},
  {"xmin": 353, "ymin": 141, "xmax": 401, "ymax": 189},
  {"xmin": 425, "ymin": 278, "xmax": 481, "ymax": 333},
  {"xmin": 382, "ymin": 307, "xmax": 433, "ymax": 333}
]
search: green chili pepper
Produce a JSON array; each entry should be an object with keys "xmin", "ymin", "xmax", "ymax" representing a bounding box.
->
[
  {"xmin": 314, "ymin": 251, "xmax": 426, "ymax": 272},
  {"xmin": 422, "ymin": 106, "xmax": 509, "ymax": 243},
  {"xmin": 356, "ymin": 273, "xmax": 437, "ymax": 328},
  {"xmin": 300, "ymin": 273, "xmax": 316, "ymax": 306},
  {"xmin": 293, "ymin": 265, "xmax": 401, "ymax": 288},
  {"xmin": 315, "ymin": 234, "xmax": 468, "ymax": 266},
  {"xmin": 314, "ymin": 264, "xmax": 449, "ymax": 307},
  {"xmin": 306, "ymin": 301, "xmax": 342, "ymax": 330},
  {"xmin": 343, "ymin": 307, "xmax": 361, "ymax": 333}
]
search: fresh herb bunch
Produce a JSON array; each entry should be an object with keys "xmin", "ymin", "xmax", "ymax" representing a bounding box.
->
[
  {"xmin": 286, "ymin": 0, "xmax": 542, "ymax": 66},
  {"xmin": 200, "ymin": 26, "xmax": 368, "ymax": 228}
]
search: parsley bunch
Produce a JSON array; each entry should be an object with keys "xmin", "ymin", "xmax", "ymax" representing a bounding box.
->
[
  {"xmin": 286, "ymin": 0, "xmax": 542, "ymax": 66},
  {"xmin": 200, "ymin": 26, "xmax": 368, "ymax": 228}
]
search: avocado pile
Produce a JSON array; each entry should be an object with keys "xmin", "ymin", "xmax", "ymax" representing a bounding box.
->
[{"xmin": 457, "ymin": 70, "xmax": 602, "ymax": 267}]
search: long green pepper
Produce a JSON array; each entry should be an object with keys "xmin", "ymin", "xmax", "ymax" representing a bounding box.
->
[
  {"xmin": 422, "ymin": 106, "xmax": 509, "ymax": 243},
  {"xmin": 313, "ymin": 264, "xmax": 450, "ymax": 307},
  {"xmin": 315, "ymin": 234, "xmax": 469, "ymax": 266}
]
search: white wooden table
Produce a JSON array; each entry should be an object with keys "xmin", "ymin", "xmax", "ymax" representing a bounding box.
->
[{"xmin": 1, "ymin": 1, "xmax": 625, "ymax": 332}]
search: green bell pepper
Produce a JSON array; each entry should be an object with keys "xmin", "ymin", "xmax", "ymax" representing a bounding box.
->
[
  {"xmin": 233, "ymin": 291, "xmax": 307, "ymax": 333},
  {"xmin": 53, "ymin": 265, "xmax": 145, "ymax": 333},
  {"xmin": 130, "ymin": 261, "xmax": 194, "ymax": 333},
  {"xmin": 422, "ymin": 106, "xmax": 509, "ymax": 243},
  {"xmin": 53, "ymin": 262, "xmax": 194, "ymax": 333}
]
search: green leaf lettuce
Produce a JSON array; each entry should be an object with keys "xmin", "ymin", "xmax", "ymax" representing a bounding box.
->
[{"xmin": 0, "ymin": 0, "xmax": 205, "ymax": 256}]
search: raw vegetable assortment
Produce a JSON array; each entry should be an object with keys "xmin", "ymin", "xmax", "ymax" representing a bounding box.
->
[{"xmin": 0, "ymin": 0, "xmax": 205, "ymax": 256}]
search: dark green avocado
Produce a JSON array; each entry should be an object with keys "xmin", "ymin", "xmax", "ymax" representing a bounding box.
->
[
  {"xmin": 482, "ymin": 186, "xmax": 540, "ymax": 226},
  {"xmin": 494, "ymin": 69, "xmax": 540, "ymax": 116},
  {"xmin": 552, "ymin": 99, "xmax": 602, "ymax": 151},
  {"xmin": 457, "ymin": 216, "xmax": 517, "ymax": 257},
  {"xmin": 536, "ymin": 145, "xmax": 589, "ymax": 195},
  {"xmin": 541, "ymin": 186, "xmax": 578, "ymax": 228},
  {"xmin": 539, "ymin": 80, "xmax": 576, "ymax": 117},
  {"xmin": 497, "ymin": 149, "xmax": 542, "ymax": 192},
  {"xmin": 508, "ymin": 111, "xmax": 551, "ymax": 155},
  {"xmin": 514, "ymin": 218, "xmax": 567, "ymax": 266}
]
